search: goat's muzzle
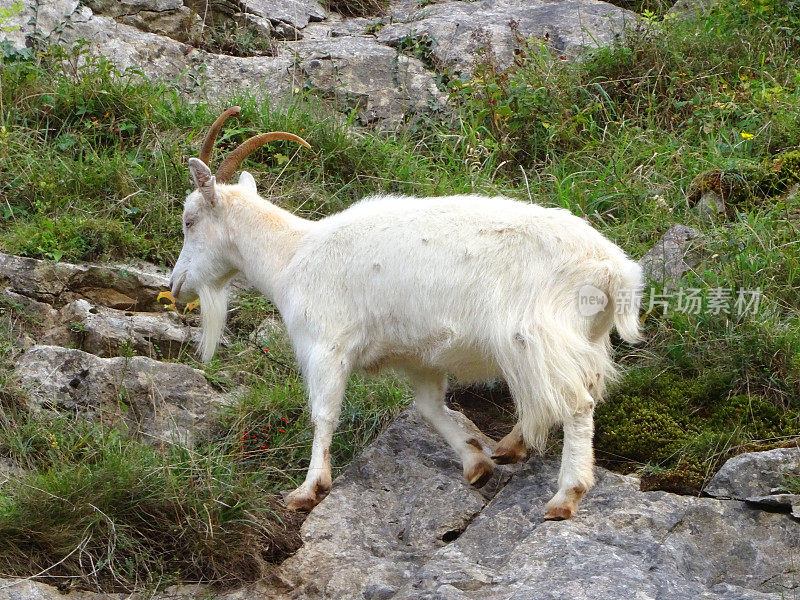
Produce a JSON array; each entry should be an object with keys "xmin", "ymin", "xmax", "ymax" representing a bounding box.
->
[{"xmin": 171, "ymin": 272, "xmax": 186, "ymax": 300}]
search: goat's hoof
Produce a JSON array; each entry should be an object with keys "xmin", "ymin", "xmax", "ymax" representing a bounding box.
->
[
  {"xmin": 491, "ymin": 428, "xmax": 527, "ymax": 465},
  {"xmin": 543, "ymin": 505, "xmax": 575, "ymax": 521},
  {"xmin": 544, "ymin": 486, "xmax": 586, "ymax": 520},
  {"xmin": 284, "ymin": 481, "xmax": 330, "ymax": 512},
  {"xmin": 491, "ymin": 442, "xmax": 527, "ymax": 465},
  {"xmin": 464, "ymin": 454, "xmax": 495, "ymax": 489},
  {"xmin": 285, "ymin": 493, "xmax": 318, "ymax": 513}
]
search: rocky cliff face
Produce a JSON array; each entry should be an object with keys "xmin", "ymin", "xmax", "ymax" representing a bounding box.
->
[
  {"xmin": 1, "ymin": 0, "xmax": 633, "ymax": 127},
  {"xmin": 225, "ymin": 409, "xmax": 797, "ymax": 600},
  {"xmin": 0, "ymin": 252, "xmax": 219, "ymax": 446}
]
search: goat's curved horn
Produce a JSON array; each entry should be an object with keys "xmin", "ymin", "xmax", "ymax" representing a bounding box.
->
[
  {"xmin": 215, "ymin": 132, "xmax": 312, "ymax": 183},
  {"xmin": 198, "ymin": 106, "xmax": 242, "ymax": 166}
]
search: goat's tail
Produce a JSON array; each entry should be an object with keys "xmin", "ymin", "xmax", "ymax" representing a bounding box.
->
[
  {"xmin": 496, "ymin": 256, "xmax": 643, "ymax": 451},
  {"xmin": 607, "ymin": 258, "xmax": 644, "ymax": 344}
]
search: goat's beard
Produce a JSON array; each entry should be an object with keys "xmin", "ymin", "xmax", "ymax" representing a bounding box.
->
[{"xmin": 198, "ymin": 285, "xmax": 228, "ymax": 363}]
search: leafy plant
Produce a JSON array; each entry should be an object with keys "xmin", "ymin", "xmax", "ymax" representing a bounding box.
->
[
  {"xmin": 191, "ymin": 20, "xmax": 275, "ymax": 57},
  {"xmin": 779, "ymin": 469, "xmax": 800, "ymax": 494},
  {"xmin": 0, "ymin": 0, "xmax": 23, "ymax": 33}
]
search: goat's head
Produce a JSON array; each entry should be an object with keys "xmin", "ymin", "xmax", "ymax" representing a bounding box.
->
[{"xmin": 170, "ymin": 106, "xmax": 310, "ymax": 361}]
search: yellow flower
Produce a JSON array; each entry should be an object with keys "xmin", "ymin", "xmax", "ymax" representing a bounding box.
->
[
  {"xmin": 157, "ymin": 290, "xmax": 177, "ymax": 312},
  {"xmin": 741, "ymin": 132, "xmax": 754, "ymax": 140},
  {"xmin": 158, "ymin": 290, "xmax": 199, "ymax": 314}
]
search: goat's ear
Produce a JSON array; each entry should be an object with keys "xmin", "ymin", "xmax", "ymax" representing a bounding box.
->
[
  {"xmin": 238, "ymin": 171, "xmax": 258, "ymax": 193},
  {"xmin": 188, "ymin": 158, "xmax": 217, "ymax": 206}
]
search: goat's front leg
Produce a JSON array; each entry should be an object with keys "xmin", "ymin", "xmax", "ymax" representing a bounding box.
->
[
  {"xmin": 412, "ymin": 372, "xmax": 495, "ymax": 488},
  {"xmin": 285, "ymin": 353, "xmax": 349, "ymax": 512},
  {"xmin": 544, "ymin": 391, "xmax": 595, "ymax": 520}
]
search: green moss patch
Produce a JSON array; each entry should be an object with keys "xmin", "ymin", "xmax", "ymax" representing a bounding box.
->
[
  {"xmin": 596, "ymin": 369, "xmax": 800, "ymax": 493},
  {"xmin": 687, "ymin": 148, "xmax": 800, "ymax": 210}
]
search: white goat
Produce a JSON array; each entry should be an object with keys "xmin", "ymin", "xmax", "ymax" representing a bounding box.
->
[{"xmin": 170, "ymin": 108, "xmax": 643, "ymax": 519}]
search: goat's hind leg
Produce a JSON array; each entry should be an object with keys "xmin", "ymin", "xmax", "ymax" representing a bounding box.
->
[
  {"xmin": 412, "ymin": 372, "xmax": 495, "ymax": 488},
  {"xmin": 544, "ymin": 390, "xmax": 595, "ymax": 521},
  {"xmin": 285, "ymin": 352, "xmax": 349, "ymax": 512},
  {"xmin": 492, "ymin": 423, "xmax": 528, "ymax": 465}
]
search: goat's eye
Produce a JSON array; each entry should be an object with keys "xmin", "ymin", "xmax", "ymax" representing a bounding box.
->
[{"xmin": 185, "ymin": 220, "xmax": 194, "ymax": 230}]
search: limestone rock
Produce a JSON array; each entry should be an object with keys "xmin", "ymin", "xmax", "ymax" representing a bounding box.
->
[
  {"xmin": 249, "ymin": 315, "xmax": 286, "ymax": 347},
  {"xmin": 2, "ymin": 404, "xmax": 798, "ymax": 599},
  {"xmin": 391, "ymin": 458, "xmax": 798, "ymax": 599},
  {"xmin": 0, "ymin": 288, "xmax": 60, "ymax": 331},
  {"xmin": 195, "ymin": 53, "xmax": 295, "ymax": 102},
  {"xmin": 378, "ymin": 0, "xmax": 634, "ymax": 74},
  {"xmin": 82, "ymin": 0, "xmax": 198, "ymax": 41},
  {"xmin": 41, "ymin": 299, "xmax": 198, "ymax": 359},
  {"xmin": 0, "ymin": 252, "xmax": 170, "ymax": 311},
  {"xmin": 15, "ymin": 345, "xmax": 225, "ymax": 445},
  {"xmin": 289, "ymin": 35, "xmax": 446, "ymax": 126},
  {"xmin": 705, "ymin": 447, "xmax": 800, "ymax": 500},
  {"xmin": 0, "ymin": 578, "xmax": 124, "ymax": 600},
  {"xmin": 0, "ymin": 458, "xmax": 24, "ymax": 481},
  {"xmin": 241, "ymin": 0, "xmax": 326, "ymax": 30},
  {"xmin": 273, "ymin": 408, "xmax": 518, "ymax": 599},
  {"xmin": 237, "ymin": 408, "xmax": 799, "ymax": 600},
  {"xmin": 86, "ymin": 0, "xmax": 186, "ymax": 14},
  {"xmin": 63, "ymin": 15, "xmax": 211, "ymax": 86},
  {"xmin": 301, "ymin": 14, "xmax": 379, "ymax": 41},
  {"xmin": 0, "ymin": 0, "xmax": 90, "ymax": 50},
  {"xmin": 696, "ymin": 189, "xmax": 726, "ymax": 220},
  {"xmin": 0, "ymin": 2, "xmax": 291, "ymax": 97},
  {"xmin": 331, "ymin": 17, "xmax": 377, "ymax": 38},
  {"xmin": 639, "ymin": 224, "xmax": 702, "ymax": 284},
  {"xmin": 65, "ymin": 15, "xmax": 294, "ymax": 111},
  {"xmin": 0, "ymin": 0, "xmax": 635, "ymax": 128},
  {"xmin": 0, "ymin": 2, "xmax": 438, "ymax": 127}
]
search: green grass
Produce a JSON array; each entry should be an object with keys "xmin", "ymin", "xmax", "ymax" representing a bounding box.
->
[
  {"xmin": 0, "ymin": 44, "xmax": 496, "ymax": 264},
  {"xmin": 595, "ymin": 369, "xmax": 800, "ymax": 492},
  {"xmin": 1, "ymin": 0, "xmax": 800, "ymax": 590},
  {"xmin": 0, "ymin": 413, "xmax": 300, "ymax": 588},
  {"xmin": 0, "ymin": 296, "xmax": 406, "ymax": 590}
]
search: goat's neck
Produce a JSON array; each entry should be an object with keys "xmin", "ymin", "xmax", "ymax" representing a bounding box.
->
[{"xmin": 226, "ymin": 196, "xmax": 311, "ymax": 299}]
